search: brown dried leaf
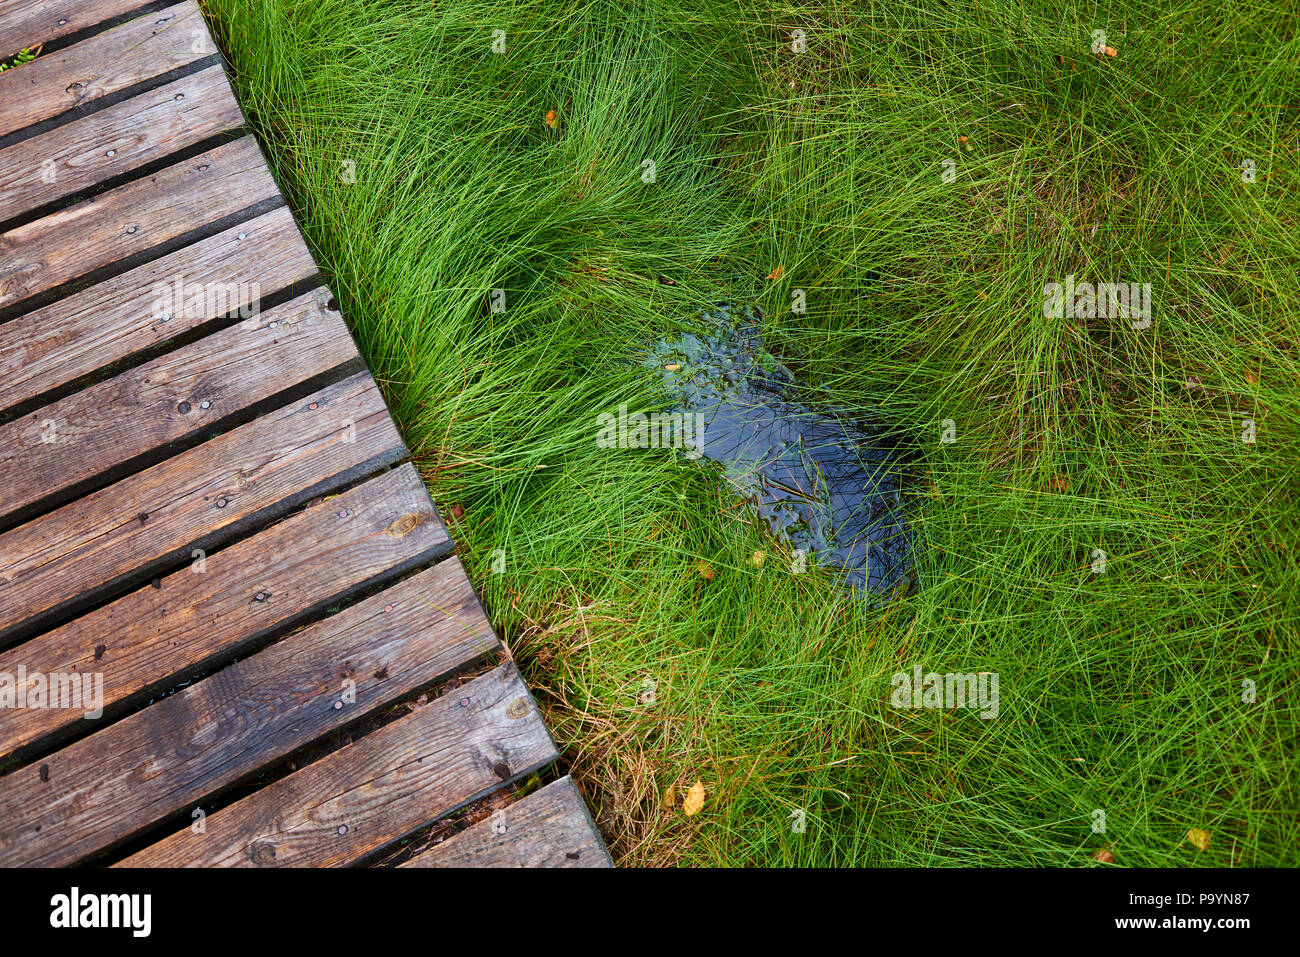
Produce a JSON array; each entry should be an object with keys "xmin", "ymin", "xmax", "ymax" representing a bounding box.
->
[
  {"xmin": 696, "ymin": 560, "xmax": 715, "ymax": 581},
  {"xmin": 683, "ymin": 780, "xmax": 706, "ymax": 816},
  {"xmin": 766, "ymin": 265, "xmax": 784, "ymax": 281},
  {"xmin": 544, "ymin": 109, "xmax": 558, "ymax": 129}
]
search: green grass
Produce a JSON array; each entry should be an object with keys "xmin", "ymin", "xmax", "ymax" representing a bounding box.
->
[{"xmin": 202, "ymin": 0, "xmax": 1299, "ymax": 866}]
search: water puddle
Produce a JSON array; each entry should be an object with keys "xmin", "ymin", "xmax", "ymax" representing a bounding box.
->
[{"xmin": 645, "ymin": 303, "xmax": 916, "ymax": 594}]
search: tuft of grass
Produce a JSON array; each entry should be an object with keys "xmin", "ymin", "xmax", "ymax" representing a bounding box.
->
[
  {"xmin": 0, "ymin": 44, "xmax": 41, "ymax": 71},
  {"xmin": 203, "ymin": 0, "xmax": 1298, "ymax": 866}
]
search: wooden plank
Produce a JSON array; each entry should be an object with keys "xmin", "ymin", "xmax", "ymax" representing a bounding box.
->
[
  {"xmin": 0, "ymin": 558, "xmax": 498, "ymax": 867},
  {"xmin": 0, "ymin": 287, "xmax": 359, "ymax": 525},
  {"xmin": 0, "ymin": 135, "xmax": 279, "ymax": 312},
  {"xmin": 0, "ymin": 0, "xmax": 159, "ymax": 53},
  {"xmin": 0, "ymin": 207, "xmax": 318, "ymax": 417},
  {"xmin": 0, "ymin": 372, "xmax": 405, "ymax": 642},
  {"xmin": 400, "ymin": 776, "xmax": 612, "ymax": 868},
  {"xmin": 0, "ymin": 1, "xmax": 211, "ymax": 139},
  {"xmin": 0, "ymin": 66, "xmax": 245, "ymax": 223},
  {"xmin": 116, "ymin": 663, "xmax": 558, "ymax": 867},
  {"xmin": 0, "ymin": 462, "xmax": 450, "ymax": 763},
  {"xmin": 0, "ymin": 0, "xmax": 605, "ymax": 871}
]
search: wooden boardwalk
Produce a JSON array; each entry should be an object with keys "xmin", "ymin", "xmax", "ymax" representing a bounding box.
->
[{"xmin": 0, "ymin": 0, "xmax": 609, "ymax": 868}]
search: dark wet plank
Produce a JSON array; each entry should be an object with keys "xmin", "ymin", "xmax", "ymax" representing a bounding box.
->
[
  {"xmin": 0, "ymin": 558, "xmax": 496, "ymax": 867},
  {"xmin": 116, "ymin": 664, "xmax": 557, "ymax": 867},
  {"xmin": 400, "ymin": 776, "xmax": 612, "ymax": 868}
]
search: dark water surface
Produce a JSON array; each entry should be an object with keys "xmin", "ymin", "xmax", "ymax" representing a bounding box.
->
[{"xmin": 647, "ymin": 304, "xmax": 916, "ymax": 594}]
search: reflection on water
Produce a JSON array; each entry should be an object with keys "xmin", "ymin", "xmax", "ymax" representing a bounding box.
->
[{"xmin": 646, "ymin": 303, "xmax": 916, "ymax": 594}]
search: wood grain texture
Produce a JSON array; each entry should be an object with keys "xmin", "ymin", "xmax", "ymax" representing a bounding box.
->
[
  {"xmin": 0, "ymin": 1, "xmax": 210, "ymax": 139},
  {"xmin": 0, "ymin": 66, "xmax": 245, "ymax": 223},
  {"xmin": 0, "ymin": 373, "xmax": 405, "ymax": 641},
  {"xmin": 0, "ymin": 557, "xmax": 497, "ymax": 867},
  {"xmin": 0, "ymin": 288, "xmax": 359, "ymax": 524},
  {"xmin": 0, "ymin": 463, "xmax": 450, "ymax": 763},
  {"xmin": 0, "ymin": 135, "xmax": 279, "ymax": 311},
  {"xmin": 0, "ymin": 0, "xmax": 159, "ymax": 53},
  {"xmin": 0, "ymin": 1, "xmax": 605, "ymax": 865},
  {"xmin": 0, "ymin": 207, "xmax": 317, "ymax": 417},
  {"xmin": 117, "ymin": 663, "xmax": 557, "ymax": 867},
  {"xmin": 400, "ymin": 776, "xmax": 612, "ymax": 868}
]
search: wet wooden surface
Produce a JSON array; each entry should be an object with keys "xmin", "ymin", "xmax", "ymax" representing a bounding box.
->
[
  {"xmin": 0, "ymin": 0, "xmax": 607, "ymax": 868},
  {"xmin": 401, "ymin": 776, "xmax": 613, "ymax": 868}
]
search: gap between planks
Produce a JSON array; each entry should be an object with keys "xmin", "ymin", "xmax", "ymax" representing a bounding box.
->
[
  {"xmin": 0, "ymin": 1, "xmax": 213, "ymax": 143},
  {"xmin": 114, "ymin": 663, "xmax": 556, "ymax": 867},
  {"xmin": 0, "ymin": 206, "xmax": 319, "ymax": 419},
  {"xmin": 0, "ymin": 0, "xmax": 613, "ymax": 870},
  {"xmin": 0, "ymin": 463, "xmax": 452, "ymax": 765},
  {"xmin": 0, "ymin": 557, "xmax": 498, "ymax": 867},
  {"xmin": 0, "ymin": 372, "xmax": 406, "ymax": 644}
]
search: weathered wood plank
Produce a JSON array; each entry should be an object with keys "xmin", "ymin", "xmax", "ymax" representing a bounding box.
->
[
  {"xmin": 116, "ymin": 663, "xmax": 557, "ymax": 867},
  {"xmin": 400, "ymin": 776, "xmax": 612, "ymax": 868},
  {"xmin": 0, "ymin": 207, "xmax": 316, "ymax": 417},
  {"xmin": 0, "ymin": 66, "xmax": 244, "ymax": 223},
  {"xmin": 0, "ymin": 135, "xmax": 279, "ymax": 312},
  {"xmin": 0, "ymin": 463, "xmax": 450, "ymax": 763},
  {"xmin": 0, "ymin": 557, "xmax": 497, "ymax": 867},
  {"xmin": 0, "ymin": 0, "xmax": 159, "ymax": 53},
  {"xmin": 0, "ymin": 287, "xmax": 359, "ymax": 525},
  {"xmin": 0, "ymin": 0, "xmax": 605, "ymax": 870},
  {"xmin": 0, "ymin": 1, "xmax": 211, "ymax": 139},
  {"xmin": 0, "ymin": 372, "xmax": 405, "ymax": 642}
]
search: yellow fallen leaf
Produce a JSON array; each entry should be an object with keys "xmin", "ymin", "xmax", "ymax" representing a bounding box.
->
[
  {"xmin": 766, "ymin": 265, "xmax": 784, "ymax": 281},
  {"xmin": 544, "ymin": 109, "xmax": 558, "ymax": 129},
  {"xmin": 750, "ymin": 550, "xmax": 766, "ymax": 567},
  {"xmin": 1104, "ymin": 45, "xmax": 1118, "ymax": 57},
  {"xmin": 696, "ymin": 560, "xmax": 714, "ymax": 581},
  {"xmin": 683, "ymin": 780, "xmax": 706, "ymax": 816},
  {"xmin": 664, "ymin": 363, "xmax": 680, "ymax": 371},
  {"xmin": 1187, "ymin": 828, "xmax": 1211, "ymax": 851},
  {"xmin": 662, "ymin": 785, "xmax": 677, "ymax": 810}
]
